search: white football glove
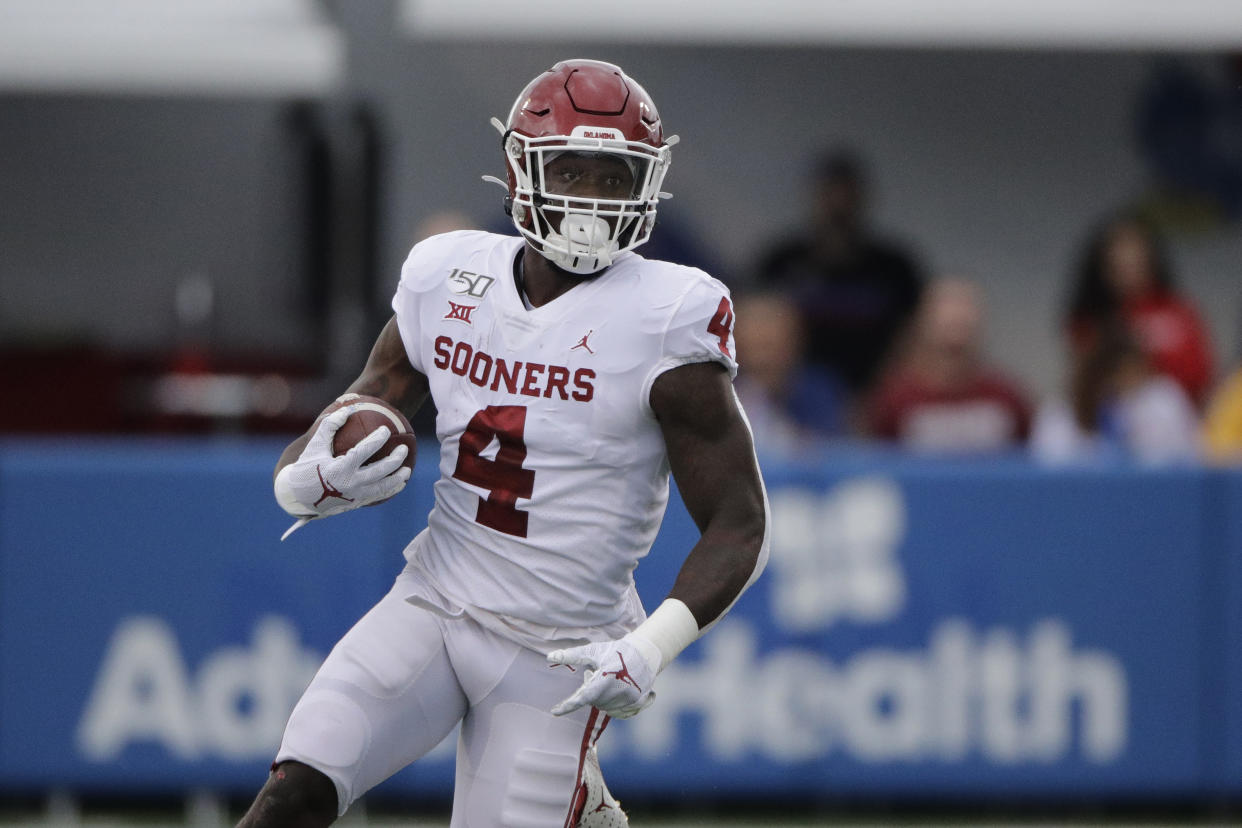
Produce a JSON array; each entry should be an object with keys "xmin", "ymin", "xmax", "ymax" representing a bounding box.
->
[
  {"xmin": 274, "ymin": 406, "xmax": 411, "ymax": 537},
  {"xmin": 549, "ymin": 600, "xmax": 701, "ymax": 720},
  {"xmin": 547, "ymin": 633, "xmax": 661, "ymax": 719}
]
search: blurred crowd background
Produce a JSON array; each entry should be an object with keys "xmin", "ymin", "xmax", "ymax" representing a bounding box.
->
[{"xmin": 3, "ymin": 0, "xmax": 1241, "ymax": 467}]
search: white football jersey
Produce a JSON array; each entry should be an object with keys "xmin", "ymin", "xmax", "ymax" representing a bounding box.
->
[{"xmin": 391, "ymin": 230, "xmax": 737, "ymax": 647}]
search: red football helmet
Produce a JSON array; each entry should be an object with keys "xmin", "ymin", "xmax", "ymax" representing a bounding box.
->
[{"xmin": 487, "ymin": 59, "xmax": 677, "ymax": 274}]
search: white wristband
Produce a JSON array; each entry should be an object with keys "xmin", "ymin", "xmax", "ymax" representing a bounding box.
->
[{"xmin": 629, "ymin": 598, "xmax": 700, "ymax": 673}]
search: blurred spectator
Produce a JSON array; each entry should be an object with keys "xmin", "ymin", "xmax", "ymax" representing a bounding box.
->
[
  {"xmin": 732, "ymin": 291, "xmax": 847, "ymax": 457},
  {"xmin": 1064, "ymin": 211, "xmax": 1214, "ymax": 406},
  {"xmin": 413, "ymin": 209, "xmax": 478, "ymax": 244},
  {"xmin": 868, "ymin": 277, "xmax": 1032, "ymax": 453},
  {"xmin": 1135, "ymin": 56, "xmax": 1242, "ymax": 229},
  {"xmin": 1203, "ymin": 362, "xmax": 1242, "ymax": 463},
  {"xmin": 1031, "ymin": 323, "xmax": 1200, "ymax": 465},
  {"xmin": 754, "ymin": 147, "xmax": 925, "ymax": 397}
]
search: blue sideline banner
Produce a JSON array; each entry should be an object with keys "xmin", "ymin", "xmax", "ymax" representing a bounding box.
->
[
  {"xmin": 612, "ymin": 460, "xmax": 1209, "ymax": 798},
  {"xmin": 0, "ymin": 440, "xmax": 1233, "ymax": 800},
  {"xmin": 0, "ymin": 441, "xmax": 406, "ymax": 794},
  {"xmin": 1220, "ymin": 471, "xmax": 1242, "ymax": 790}
]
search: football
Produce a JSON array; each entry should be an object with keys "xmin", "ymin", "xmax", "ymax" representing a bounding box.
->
[{"xmin": 325, "ymin": 393, "xmax": 417, "ymax": 471}]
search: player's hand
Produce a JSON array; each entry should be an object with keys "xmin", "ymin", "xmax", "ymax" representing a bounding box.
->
[
  {"xmin": 275, "ymin": 406, "xmax": 411, "ymax": 522},
  {"xmin": 547, "ymin": 633, "xmax": 662, "ymax": 719}
]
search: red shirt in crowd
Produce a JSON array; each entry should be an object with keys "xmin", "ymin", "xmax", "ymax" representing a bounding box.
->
[
  {"xmin": 1123, "ymin": 292, "xmax": 1214, "ymax": 407},
  {"xmin": 869, "ymin": 370, "xmax": 1033, "ymax": 453},
  {"xmin": 1071, "ymin": 290, "xmax": 1214, "ymax": 407}
]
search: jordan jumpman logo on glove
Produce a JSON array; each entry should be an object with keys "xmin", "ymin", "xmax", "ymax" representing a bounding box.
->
[{"xmin": 547, "ymin": 633, "xmax": 662, "ymax": 719}]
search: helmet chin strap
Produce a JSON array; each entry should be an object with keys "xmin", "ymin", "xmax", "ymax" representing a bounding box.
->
[{"xmin": 542, "ymin": 214, "xmax": 619, "ymax": 275}]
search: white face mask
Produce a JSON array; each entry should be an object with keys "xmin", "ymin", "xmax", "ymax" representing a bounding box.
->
[{"xmin": 489, "ymin": 124, "xmax": 677, "ymax": 275}]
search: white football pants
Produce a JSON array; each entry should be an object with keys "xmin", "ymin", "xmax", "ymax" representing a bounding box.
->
[{"xmin": 275, "ymin": 570, "xmax": 611, "ymax": 827}]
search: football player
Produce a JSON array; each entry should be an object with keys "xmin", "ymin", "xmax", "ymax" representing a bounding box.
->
[{"xmin": 238, "ymin": 59, "xmax": 769, "ymax": 828}]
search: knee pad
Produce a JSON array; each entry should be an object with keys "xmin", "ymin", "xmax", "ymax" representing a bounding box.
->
[
  {"xmin": 277, "ymin": 689, "xmax": 371, "ymax": 817},
  {"xmin": 499, "ymin": 745, "xmax": 628, "ymax": 828},
  {"xmin": 500, "ymin": 747, "xmax": 579, "ymax": 828}
]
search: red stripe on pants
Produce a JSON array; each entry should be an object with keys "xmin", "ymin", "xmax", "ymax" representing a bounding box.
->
[{"xmin": 563, "ymin": 708, "xmax": 611, "ymax": 828}]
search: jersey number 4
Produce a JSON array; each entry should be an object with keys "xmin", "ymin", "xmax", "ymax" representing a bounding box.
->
[
  {"xmin": 453, "ymin": 405, "xmax": 535, "ymax": 537},
  {"xmin": 707, "ymin": 297, "xmax": 734, "ymax": 357}
]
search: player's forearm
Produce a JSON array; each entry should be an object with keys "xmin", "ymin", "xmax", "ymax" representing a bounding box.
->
[
  {"xmin": 667, "ymin": 507, "xmax": 769, "ymax": 629},
  {"xmin": 273, "ymin": 319, "xmax": 427, "ymax": 482},
  {"xmin": 628, "ymin": 507, "xmax": 767, "ymax": 677},
  {"xmin": 345, "ymin": 317, "xmax": 430, "ymax": 421}
]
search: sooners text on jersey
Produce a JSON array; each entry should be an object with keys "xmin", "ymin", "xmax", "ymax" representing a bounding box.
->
[{"xmin": 391, "ymin": 230, "xmax": 737, "ymax": 644}]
